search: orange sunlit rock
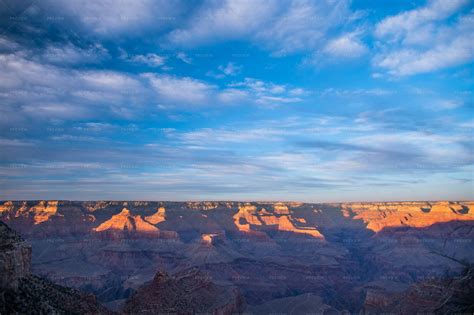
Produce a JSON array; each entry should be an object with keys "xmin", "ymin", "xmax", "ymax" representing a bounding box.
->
[
  {"xmin": 200, "ymin": 233, "xmax": 220, "ymax": 246},
  {"xmin": 145, "ymin": 207, "xmax": 166, "ymax": 225},
  {"xmin": 94, "ymin": 208, "xmax": 159, "ymax": 233},
  {"xmin": 344, "ymin": 201, "xmax": 474, "ymax": 232},
  {"xmin": 31, "ymin": 201, "xmax": 59, "ymax": 225},
  {"xmin": 233, "ymin": 203, "xmax": 324, "ymax": 238}
]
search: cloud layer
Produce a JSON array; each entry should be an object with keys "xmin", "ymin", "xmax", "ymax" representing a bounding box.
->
[{"xmin": 0, "ymin": 0, "xmax": 473, "ymax": 201}]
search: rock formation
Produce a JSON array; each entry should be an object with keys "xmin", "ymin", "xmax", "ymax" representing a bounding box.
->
[
  {"xmin": 0, "ymin": 221, "xmax": 109, "ymax": 314},
  {"xmin": 343, "ymin": 201, "xmax": 474, "ymax": 232},
  {"xmin": 144, "ymin": 206, "xmax": 166, "ymax": 225},
  {"xmin": 122, "ymin": 269, "xmax": 244, "ymax": 314},
  {"xmin": 363, "ymin": 263, "xmax": 474, "ymax": 314},
  {"xmin": 0, "ymin": 221, "xmax": 31, "ymax": 289},
  {"xmin": 94, "ymin": 207, "xmax": 159, "ymax": 235},
  {"xmin": 233, "ymin": 203, "xmax": 324, "ymax": 238}
]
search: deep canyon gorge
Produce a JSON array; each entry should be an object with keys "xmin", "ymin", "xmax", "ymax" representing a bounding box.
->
[{"xmin": 1, "ymin": 200, "xmax": 473, "ymax": 314}]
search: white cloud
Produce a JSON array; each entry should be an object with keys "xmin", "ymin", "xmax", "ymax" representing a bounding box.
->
[
  {"xmin": 373, "ymin": 0, "xmax": 473, "ymax": 76},
  {"xmin": 144, "ymin": 73, "xmax": 216, "ymax": 104},
  {"xmin": 207, "ymin": 62, "xmax": 242, "ymax": 78},
  {"xmin": 129, "ymin": 53, "xmax": 166, "ymax": 67},
  {"xmin": 256, "ymin": 95, "xmax": 302, "ymax": 104},
  {"xmin": 167, "ymin": 0, "xmax": 362, "ymax": 59},
  {"xmin": 177, "ymin": 127, "xmax": 280, "ymax": 144},
  {"xmin": 352, "ymin": 131, "xmax": 472, "ymax": 168},
  {"xmin": 289, "ymin": 88, "xmax": 305, "ymax": 96},
  {"xmin": 217, "ymin": 88, "xmax": 249, "ymax": 103},
  {"xmin": 0, "ymin": 52, "xmax": 146, "ymax": 121},
  {"xmin": 167, "ymin": 0, "xmax": 278, "ymax": 46},
  {"xmin": 375, "ymin": 34, "xmax": 474, "ymax": 76},
  {"xmin": 79, "ymin": 71, "xmax": 142, "ymax": 91},
  {"xmin": 228, "ymin": 78, "xmax": 304, "ymax": 105},
  {"xmin": 319, "ymin": 88, "xmax": 392, "ymax": 97},
  {"xmin": 219, "ymin": 62, "xmax": 241, "ymax": 76},
  {"xmin": 176, "ymin": 52, "xmax": 192, "ymax": 64},
  {"xmin": 143, "ymin": 74, "xmax": 306, "ymax": 106},
  {"xmin": 41, "ymin": 43, "xmax": 108, "ymax": 65},
  {"xmin": 323, "ymin": 33, "xmax": 367, "ymax": 58},
  {"xmin": 375, "ymin": 0, "xmax": 468, "ymax": 39},
  {"xmin": 22, "ymin": 102, "xmax": 92, "ymax": 119},
  {"xmin": 256, "ymin": 0, "xmax": 354, "ymax": 55},
  {"xmin": 434, "ymin": 99, "xmax": 463, "ymax": 110}
]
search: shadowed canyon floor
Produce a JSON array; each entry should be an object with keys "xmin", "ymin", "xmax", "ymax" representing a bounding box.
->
[{"xmin": 1, "ymin": 200, "xmax": 474, "ymax": 314}]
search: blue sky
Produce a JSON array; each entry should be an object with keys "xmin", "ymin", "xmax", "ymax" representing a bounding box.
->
[{"xmin": 0, "ymin": 0, "xmax": 473, "ymax": 201}]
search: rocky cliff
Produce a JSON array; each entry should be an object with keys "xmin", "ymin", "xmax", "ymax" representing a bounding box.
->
[
  {"xmin": 363, "ymin": 262, "xmax": 474, "ymax": 314},
  {"xmin": 0, "ymin": 221, "xmax": 110, "ymax": 314},
  {"xmin": 123, "ymin": 269, "xmax": 244, "ymax": 314}
]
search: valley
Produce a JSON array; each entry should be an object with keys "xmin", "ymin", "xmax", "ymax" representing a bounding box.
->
[{"xmin": 1, "ymin": 200, "xmax": 473, "ymax": 313}]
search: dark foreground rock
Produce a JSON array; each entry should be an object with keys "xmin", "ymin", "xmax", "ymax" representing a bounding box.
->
[
  {"xmin": 123, "ymin": 268, "xmax": 245, "ymax": 314},
  {"xmin": 0, "ymin": 221, "xmax": 110, "ymax": 314}
]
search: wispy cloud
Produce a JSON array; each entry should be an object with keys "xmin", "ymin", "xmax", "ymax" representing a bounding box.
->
[
  {"xmin": 0, "ymin": 0, "xmax": 473, "ymax": 201},
  {"xmin": 322, "ymin": 32, "xmax": 367, "ymax": 58},
  {"xmin": 228, "ymin": 78, "xmax": 304, "ymax": 104},
  {"xmin": 167, "ymin": 0, "xmax": 364, "ymax": 59},
  {"xmin": 128, "ymin": 53, "xmax": 167, "ymax": 67},
  {"xmin": 41, "ymin": 43, "xmax": 108, "ymax": 65},
  {"xmin": 144, "ymin": 73, "xmax": 216, "ymax": 104},
  {"xmin": 207, "ymin": 62, "xmax": 242, "ymax": 78},
  {"xmin": 373, "ymin": 0, "xmax": 473, "ymax": 76},
  {"xmin": 0, "ymin": 52, "xmax": 147, "ymax": 122},
  {"xmin": 176, "ymin": 52, "xmax": 192, "ymax": 64}
]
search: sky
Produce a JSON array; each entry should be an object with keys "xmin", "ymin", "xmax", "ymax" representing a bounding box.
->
[{"xmin": 0, "ymin": 0, "xmax": 473, "ymax": 202}]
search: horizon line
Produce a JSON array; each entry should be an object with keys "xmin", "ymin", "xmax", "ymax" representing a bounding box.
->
[{"xmin": 2, "ymin": 199, "xmax": 473, "ymax": 204}]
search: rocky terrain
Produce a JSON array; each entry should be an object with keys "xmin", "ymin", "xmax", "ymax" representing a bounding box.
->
[
  {"xmin": 363, "ymin": 261, "xmax": 474, "ymax": 314},
  {"xmin": 123, "ymin": 268, "xmax": 244, "ymax": 314},
  {"xmin": 0, "ymin": 221, "xmax": 109, "ymax": 314},
  {"xmin": 1, "ymin": 200, "xmax": 473, "ymax": 313}
]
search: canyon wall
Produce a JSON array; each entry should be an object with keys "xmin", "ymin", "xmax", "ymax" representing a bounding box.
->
[{"xmin": 1, "ymin": 200, "xmax": 473, "ymax": 312}]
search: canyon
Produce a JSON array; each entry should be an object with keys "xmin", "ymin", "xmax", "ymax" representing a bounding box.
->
[
  {"xmin": 1, "ymin": 200, "xmax": 473, "ymax": 313},
  {"xmin": 0, "ymin": 221, "xmax": 109, "ymax": 314}
]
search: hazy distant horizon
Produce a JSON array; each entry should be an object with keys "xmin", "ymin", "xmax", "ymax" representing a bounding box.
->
[{"xmin": 2, "ymin": 198, "xmax": 473, "ymax": 204}]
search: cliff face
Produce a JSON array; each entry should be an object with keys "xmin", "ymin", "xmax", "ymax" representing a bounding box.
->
[
  {"xmin": 233, "ymin": 203, "xmax": 324, "ymax": 238},
  {"xmin": 0, "ymin": 221, "xmax": 31, "ymax": 289},
  {"xmin": 344, "ymin": 201, "xmax": 474, "ymax": 232},
  {"xmin": 123, "ymin": 269, "xmax": 244, "ymax": 314},
  {"xmin": 363, "ymin": 264, "xmax": 474, "ymax": 314},
  {"xmin": 0, "ymin": 221, "xmax": 110, "ymax": 314}
]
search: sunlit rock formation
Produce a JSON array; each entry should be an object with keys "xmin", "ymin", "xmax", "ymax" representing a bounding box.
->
[
  {"xmin": 144, "ymin": 206, "xmax": 166, "ymax": 225},
  {"xmin": 343, "ymin": 201, "xmax": 474, "ymax": 232},
  {"xmin": 94, "ymin": 207, "xmax": 159, "ymax": 233},
  {"xmin": 0, "ymin": 200, "xmax": 60, "ymax": 225},
  {"xmin": 233, "ymin": 203, "xmax": 324, "ymax": 238},
  {"xmin": 201, "ymin": 233, "xmax": 221, "ymax": 246},
  {"xmin": 30, "ymin": 201, "xmax": 59, "ymax": 224}
]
